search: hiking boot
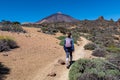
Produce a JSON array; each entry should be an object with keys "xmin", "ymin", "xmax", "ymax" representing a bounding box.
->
[
  {"xmin": 70, "ymin": 61, "xmax": 73, "ymax": 65},
  {"xmin": 66, "ymin": 61, "xmax": 69, "ymax": 69},
  {"xmin": 66, "ymin": 61, "xmax": 69, "ymax": 66}
]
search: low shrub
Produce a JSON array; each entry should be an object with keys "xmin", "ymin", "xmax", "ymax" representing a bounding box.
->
[
  {"xmin": 84, "ymin": 43, "xmax": 97, "ymax": 50},
  {"xmin": 69, "ymin": 58, "xmax": 120, "ymax": 80},
  {"xmin": 41, "ymin": 26, "xmax": 58, "ymax": 34},
  {"xmin": 72, "ymin": 32, "xmax": 80, "ymax": 44},
  {"xmin": 106, "ymin": 46, "xmax": 120, "ymax": 53},
  {"xmin": 0, "ymin": 36, "xmax": 18, "ymax": 52},
  {"xmin": 0, "ymin": 62, "xmax": 10, "ymax": 80},
  {"xmin": 0, "ymin": 24, "xmax": 26, "ymax": 33},
  {"xmin": 106, "ymin": 52, "xmax": 120, "ymax": 67},
  {"xmin": 56, "ymin": 27, "xmax": 68, "ymax": 34},
  {"xmin": 57, "ymin": 36, "xmax": 66, "ymax": 40},
  {"xmin": 59, "ymin": 39, "xmax": 64, "ymax": 46},
  {"xmin": 92, "ymin": 48, "xmax": 108, "ymax": 57},
  {"xmin": 57, "ymin": 36, "xmax": 66, "ymax": 46}
]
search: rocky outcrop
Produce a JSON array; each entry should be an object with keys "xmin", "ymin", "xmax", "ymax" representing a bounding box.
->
[
  {"xmin": 97, "ymin": 16, "xmax": 104, "ymax": 21},
  {"xmin": 117, "ymin": 18, "xmax": 120, "ymax": 26}
]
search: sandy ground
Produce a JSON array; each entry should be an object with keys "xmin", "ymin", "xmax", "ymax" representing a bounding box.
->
[
  {"xmin": 0, "ymin": 27, "xmax": 93, "ymax": 80},
  {"xmin": 33, "ymin": 37, "xmax": 93, "ymax": 80}
]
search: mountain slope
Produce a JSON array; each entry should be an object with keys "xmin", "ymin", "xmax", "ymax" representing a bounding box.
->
[{"xmin": 36, "ymin": 12, "xmax": 79, "ymax": 24}]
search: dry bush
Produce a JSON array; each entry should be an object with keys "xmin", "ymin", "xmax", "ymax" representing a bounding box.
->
[
  {"xmin": 92, "ymin": 48, "xmax": 108, "ymax": 57},
  {"xmin": 84, "ymin": 43, "xmax": 97, "ymax": 50},
  {"xmin": 0, "ymin": 36, "xmax": 18, "ymax": 52},
  {"xmin": 0, "ymin": 24, "xmax": 26, "ymax": 33},
  {"xmin": 0, "ymin": 62, "xmax": 10, "ymax": 80},
  {"xmin": 106, "ymin": 52, "xmax": 120, "ymax": 67}
]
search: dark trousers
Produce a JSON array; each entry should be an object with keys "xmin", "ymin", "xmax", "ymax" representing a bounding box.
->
[{"xmin": 65, "ymin": 47, "xmax": 73, "ymax": 62}]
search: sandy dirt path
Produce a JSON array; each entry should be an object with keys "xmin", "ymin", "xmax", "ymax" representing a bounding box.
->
[
  {"xmin": 0, "ymin": 27, "xmax": 64, "ymax": 80},
  {"xmin": 0, "ymin": 27, "xmax": 93, "ymax": 80},
  {"xmin": 33, "ymin": 37, "xmax": 93, "ymax": 80}
]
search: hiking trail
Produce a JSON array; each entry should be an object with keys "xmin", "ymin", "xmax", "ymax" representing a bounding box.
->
[
  {"xmin": 33, "ymin": 37, "xmax": 93, "ymax": 80},
  {"xmin": 0, "ymin": 27, "xmax": 93, "ymax": 80}
]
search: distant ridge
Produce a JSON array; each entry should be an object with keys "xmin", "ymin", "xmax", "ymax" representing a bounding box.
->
[{"xmin": 36, "ymin": 12, "xmax": 79, "ymax": 24}]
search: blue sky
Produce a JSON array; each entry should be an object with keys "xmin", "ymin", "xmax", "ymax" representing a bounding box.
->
[{"xmin": 0, "ymin": 0, "xmax": 120, "ymax": 23}]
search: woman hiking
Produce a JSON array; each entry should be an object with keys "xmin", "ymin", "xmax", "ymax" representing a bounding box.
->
[{"xmin": 64, "ymin": 32, "xmax": 74, "ymax": 69}]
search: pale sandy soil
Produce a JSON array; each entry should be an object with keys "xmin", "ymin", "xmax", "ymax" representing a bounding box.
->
[
  {"xmin": 33, "ymin": 37, "xmax": 93, "ymax": 80},
  {"xmin": 0, "ymin": 27, "xmax": 94, "ymax": 80}
]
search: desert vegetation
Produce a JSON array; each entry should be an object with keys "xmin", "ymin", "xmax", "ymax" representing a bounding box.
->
[
  {"xmin": 68, "ymin": 17, "xmax": 120, "ymax": 80},
  {"xmin": 57, "ymin": 36, "xmax": 66, "ymax": 46},
  {"xmin": 0, "ymin": 36, "xmax": 18, "ymax": 52},
  {"xmin": 92, "ymin": 48, "xmax": 108, "ymax": 57},
  {"xmin": 39, "ymin": 22, "xmax": 73, "ymax": 35},
  {"xmin": 1, "ymin": 14, "xmax": 120, "ymax": 80},
  {"xmin": 22, "ymin": 23, "xmax": 43, "ymax": 28},
  {"xmin": 0, "ymin": 20, "xmax": 26, "ymax": 33},
  {"xmin": 84, "ymin": 43, "xmax": 97, "ymax": 50},
  {"xmin": 69, "ymin": 58, "xmax": 120, "ymax": 80},
  {"xmin": 0, "ymin": 62, "xmax": 10, "ymax": 80},
  {"xmin": 22, "ymin": 15, "xmax": 120, "ymax": 79},
  {"xmin": 36, "ymin": 17, "xmax": 120, "ymax": 79}
]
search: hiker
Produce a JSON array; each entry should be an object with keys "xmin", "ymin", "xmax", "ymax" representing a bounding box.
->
[{"xmin": 64, "ymin": 32, "xmax": 74, "ymax": 68}]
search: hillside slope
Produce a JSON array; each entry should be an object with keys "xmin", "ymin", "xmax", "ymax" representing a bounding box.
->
[
  {"xmin": 0, "ymin": 27, "xmax": 93, "ymax": 80},
  {"xmin": 36, "ymin": 12, "xmax": 79, "ymax": 24},
  {"xmin": 0, "ymin": 27, "xmax": 64, "ymax": 80},
  {"xmin": 32, "ymin": 37, "xmax": 93, "ymax": 80}
]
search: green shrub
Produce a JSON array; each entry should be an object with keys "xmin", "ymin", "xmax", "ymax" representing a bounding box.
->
[
  {"xmin": 59, "ymin": 39, "xmax": 64, "ymax": 46},
  {"xmin": 69, "ymin": 58, "xmax": 120, "ymax": 80},
  {"xmin": 106, "ymin": 46, "xmax": 120, "ymax": 53},
  {"xmin": 84, "ymin": 43, "xmax": 97, "ymax": 50},
  {"xmin": 72, "ymin": 32, "xmax": 80, "ymax": 44},
  {"xmin": 41, "ymin": 26, "xmax": 48, "ymax": 32},
  {"xmin": 57, "ymin": 36, "xmax": 66, "ymax": 40},
  {"xmin": 57, "ymin": 36, "xmax": 66, "ymax": 46},
  {"xmin": 0, "ymin": 36, "xmax": 18, "ymax": 52},
  {"xmin": 106, "ymin": 52, "xmax": 120, "ymax": 67}
]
